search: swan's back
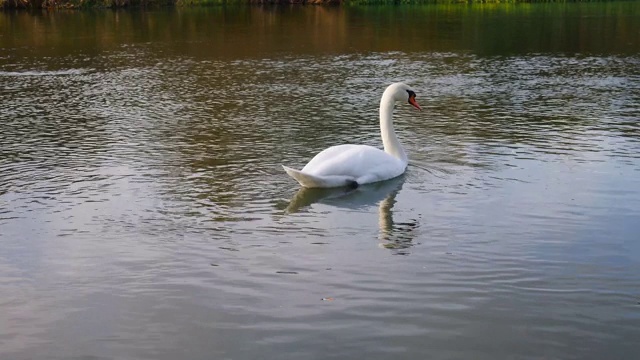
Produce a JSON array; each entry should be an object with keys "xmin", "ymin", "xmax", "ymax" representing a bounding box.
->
[{"xmin": 302, "ymin": 144, "xmax": 406, "ymax": 184}]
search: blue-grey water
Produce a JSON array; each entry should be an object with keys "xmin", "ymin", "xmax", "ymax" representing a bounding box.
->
[{"xmin": 1, "ymin": 4, "xmax": 640, "ymax": 359}]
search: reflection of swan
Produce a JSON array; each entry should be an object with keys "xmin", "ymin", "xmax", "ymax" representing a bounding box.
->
[
  {"xmin": 283, "ymin": 82, "xmax": 421, "ymax": 188},
  {"xmin": 285, "ymin": 175, "xmax": 406, "ymax": 213},
  {"xmin": 377, "ymin": 185, "xmax": 419, "ymax": 254},
  {"xmin": 285, "ymin": 176, "xmax": 418, "ymax": 253}
]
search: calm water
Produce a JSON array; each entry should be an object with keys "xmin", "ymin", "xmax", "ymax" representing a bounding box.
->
[{"xmin": 1, "ymin": 3, "xmax": 640, "ymax": 359}]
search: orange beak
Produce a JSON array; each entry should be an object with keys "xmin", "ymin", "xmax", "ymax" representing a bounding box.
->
[{"xmin": 409, "ymin": 95, "xmax": 422, "ymax": 111}]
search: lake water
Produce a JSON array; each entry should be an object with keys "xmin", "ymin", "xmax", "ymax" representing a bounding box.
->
[{"xmin": 1, "ymin": 3, "xmax": 640, "ymax": 359}]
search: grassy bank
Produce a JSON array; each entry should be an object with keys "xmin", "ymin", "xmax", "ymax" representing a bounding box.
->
[
  {"xmin": 0, "ymin": 0, "xmax": 173, "ymax": 9},
  {"xmin": 0, "ymin": 0, "xmax": 621, "ymax": 9}
]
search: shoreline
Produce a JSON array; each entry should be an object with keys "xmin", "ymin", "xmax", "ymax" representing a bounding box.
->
[{"xmin": 0, "ymin": 0, "xmax": 619, "ymax": 11}]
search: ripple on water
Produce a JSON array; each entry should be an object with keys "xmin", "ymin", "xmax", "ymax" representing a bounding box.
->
[{"xmin": 1, "ymin": 44, "xmax": 640, "ymax": 360}]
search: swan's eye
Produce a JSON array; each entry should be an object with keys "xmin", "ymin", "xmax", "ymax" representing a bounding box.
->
[{"xmin": 406, "ymin": 90, "xmax": 422, "ymax": 110}]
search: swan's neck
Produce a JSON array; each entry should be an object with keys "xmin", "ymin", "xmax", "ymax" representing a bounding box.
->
[{"xmin": 379, "ymin": 92, "xmax": 407, "ymax": 164}]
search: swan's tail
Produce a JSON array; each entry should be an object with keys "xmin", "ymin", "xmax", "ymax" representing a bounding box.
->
[
  {"xmin": 282, "ymin": 165, "xmax": 356, "ymax": 188},
  {"xmin": 282, "ymin": 166, "xmax": 326, "ymax": 188}
]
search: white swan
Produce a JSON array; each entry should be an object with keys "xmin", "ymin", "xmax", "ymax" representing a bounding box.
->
[{"xmin": 282, "ymin": 82, "xmax": 421, "ymax": 188}]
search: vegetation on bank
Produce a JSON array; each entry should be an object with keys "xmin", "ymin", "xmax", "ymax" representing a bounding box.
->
[
  {"xmin": 0, "ymin": 0, "xmax": 623, "ymax": 9},
  {"xmin": 0, "ymin": 0, "xmax": 621, "ymax": 9}
]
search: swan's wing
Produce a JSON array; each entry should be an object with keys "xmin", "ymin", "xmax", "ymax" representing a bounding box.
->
[
  {"xmin": 301, "ymin": 144, "xmax": 362, "ymax": 172},
  {"xmin": 302, "ymin": 144, "xmax": 405, "ymax": 182}
]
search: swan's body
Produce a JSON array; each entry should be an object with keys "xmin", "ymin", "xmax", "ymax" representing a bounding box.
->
[
  {"xmin": 283, "ymin": 145, "xmax": 405, "ymax": 188},
  {"xmin": 283, "ymin": 82, "xmax": 421, "ymax": 188}
]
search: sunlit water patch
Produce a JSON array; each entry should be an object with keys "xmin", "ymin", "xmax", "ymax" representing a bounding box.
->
[{"xmin": 1, "ymin": 5, "xmax": 640, "ymax": 360}]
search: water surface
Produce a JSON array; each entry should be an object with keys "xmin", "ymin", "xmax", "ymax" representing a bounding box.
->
[{"xmin": 1, "ymin": 3, "xmax": 640, "ymax": 360}]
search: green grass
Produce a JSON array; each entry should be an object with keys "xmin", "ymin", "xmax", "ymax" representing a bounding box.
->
[
  {"xmin": 175, "ymin": 0, "xmax": 248, "ymax": 6},
  {"xmin": 345, "ymin": 0, "xmax": 609, "ymax": 4},
  {"xmin": 0, "ymin": 0, "xmax": 172, "ymax": 8},
  {"xmin": 0, "ymin": 0, "xmax": 626, "ymax": 9}
]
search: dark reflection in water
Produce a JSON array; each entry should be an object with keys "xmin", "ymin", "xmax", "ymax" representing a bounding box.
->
[
  {"xmin": 2, "ymin": 2, "xmax": 640, "ymax": 62},
  {"xmin": 285, "ymin": 176, "xmax": 416, "ymax": 254},
  {"xmin": 285, "ymin": 176, "xmax": 405, "ymax": 213},
  {"xmin": 1, "ymin": 3, "xmax": 640, "ymax": 360}
]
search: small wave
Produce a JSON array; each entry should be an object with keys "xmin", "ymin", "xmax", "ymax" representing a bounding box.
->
[{"xmin": 0, "ymin": 69, "xmax": 90, "ymax": 77}]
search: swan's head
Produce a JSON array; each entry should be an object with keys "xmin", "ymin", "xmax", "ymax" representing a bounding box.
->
[{"xmin": 385, "ymin": 82, "xmax": 422, "ymax": 111}]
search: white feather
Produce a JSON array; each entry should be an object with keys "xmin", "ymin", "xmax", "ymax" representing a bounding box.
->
[{"xmin": 283, "ymin": 82, "xmax": 419, "ymax": 188}]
